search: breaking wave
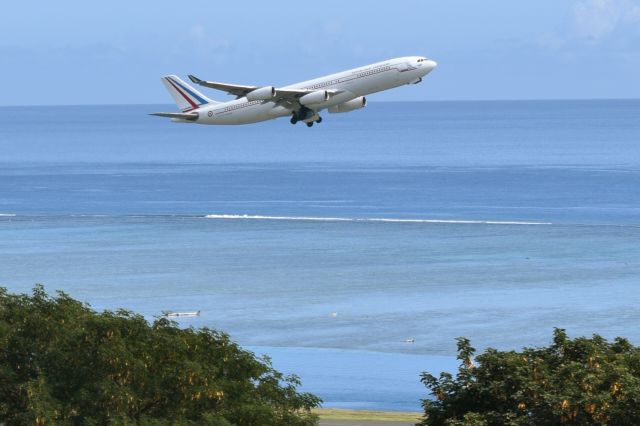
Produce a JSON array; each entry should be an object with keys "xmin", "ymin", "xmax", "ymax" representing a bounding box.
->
[{"xmin": 203, "ymin": 214, "xmax": 551, "ymax": 226}]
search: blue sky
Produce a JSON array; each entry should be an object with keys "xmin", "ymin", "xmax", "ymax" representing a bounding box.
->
[{"xmin": 1, "ymin": 0, "xmax": 639, "ymax": 105}]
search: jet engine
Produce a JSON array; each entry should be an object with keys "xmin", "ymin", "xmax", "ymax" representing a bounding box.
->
[
  {"xmin": 299, "ymin": 90, "xmax": 330, "ymax": 106},
  {"xmin": 246, "ymin": 86, "xmax": 277, "ymax": 101},
  {"xmin": 328, "ymin": 96, "xmax": 367, "ymax": 113}
]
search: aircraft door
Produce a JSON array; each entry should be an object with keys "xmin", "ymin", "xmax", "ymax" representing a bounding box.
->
[
  {"xmin": 397, "ymin": 61, "xmax": 412, "ymax": 72},
  {"xmin": 395, "ymin": 61, "xmax": 413, "ymax": 83}
]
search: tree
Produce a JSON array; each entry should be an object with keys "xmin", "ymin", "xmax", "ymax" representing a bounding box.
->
[
  {"xmin": 0, "ymin": 285, "xmax": 320, "ymax": 425},
  {"xmin": 419, "ymin": 329, "xmax": 640, "ymax": 425}
]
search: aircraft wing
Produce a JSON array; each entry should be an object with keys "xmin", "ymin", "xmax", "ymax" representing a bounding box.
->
[
  {"xmin": 188, "ymin": 74, "xmax": 341, "ymax": 102},
  {"xmin": 188, "ymin": 75, "xmax": 258, "ymax": 98}
]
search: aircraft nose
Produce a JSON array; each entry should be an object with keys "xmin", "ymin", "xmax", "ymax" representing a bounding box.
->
[{"xmin": 424, "ymin": 59, "xmax": 437, "ymax": 73}]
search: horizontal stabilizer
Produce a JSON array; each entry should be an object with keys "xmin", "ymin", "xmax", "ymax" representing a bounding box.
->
[{"xmin": 149, "ymin": 112, "xmax": 199, "ymax": 121}]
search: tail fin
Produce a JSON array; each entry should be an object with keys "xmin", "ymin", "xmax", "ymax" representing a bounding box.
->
[{"xmin": 161, "ymin": 75, "xmax": 216, "ymax": 111}]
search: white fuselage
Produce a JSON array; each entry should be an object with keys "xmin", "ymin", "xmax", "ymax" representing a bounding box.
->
[{"xmin": 190, "ymin": 56, "xmax": 436, "ymax": 125}]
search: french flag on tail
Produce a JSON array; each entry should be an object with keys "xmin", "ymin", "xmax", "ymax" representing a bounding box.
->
[{"xmin": 161, "ymin": 75, "xmax": 215, "ymax": 111}]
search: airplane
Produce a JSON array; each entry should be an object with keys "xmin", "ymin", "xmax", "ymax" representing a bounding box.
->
[{"xmin": 151, "ymin": 56, "xmax": 437, "ymax": 127}]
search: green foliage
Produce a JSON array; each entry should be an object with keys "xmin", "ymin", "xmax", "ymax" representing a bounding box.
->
[
  {"xmin": 419, "ymin": 329, "xmax": 640, "ymax": 425},
  {"xmin": 0, "ymin": 285, "xmax": 320, "ymax": 425}
]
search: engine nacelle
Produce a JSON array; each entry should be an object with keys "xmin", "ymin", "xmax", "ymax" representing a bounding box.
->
[
  {"xmin": 246, "ymin": 86, "xmax": 277, "ymax": 101},
  {"xmin": 299, "ymin": 90, "xmax": 330, "ymax": 106},
  {"xmin": 328, "ymin": 96, "xmax": 367, "ymax": 113}
]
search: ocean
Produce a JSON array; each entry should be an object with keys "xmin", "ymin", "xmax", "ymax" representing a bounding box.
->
[{"xmin": 1, "ymin": 100, "xmax": 639, "ymax": 411}]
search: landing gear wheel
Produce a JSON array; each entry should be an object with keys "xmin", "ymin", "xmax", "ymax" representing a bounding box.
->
[
  {"xmin": 306, "ymin": 122, "xmax": 314, "ymax": 128},
  {"xmin": 290, "ymin": 116, "xmax": 298, "ymax": 125},
  {"xmin": 316, "ymin": 117, "xmax": 323, "ymax": 123}
]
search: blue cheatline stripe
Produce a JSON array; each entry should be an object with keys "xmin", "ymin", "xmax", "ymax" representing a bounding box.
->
[{"xmin": 168, "ymin": 77, "xmax": 208, "ymax": 105}]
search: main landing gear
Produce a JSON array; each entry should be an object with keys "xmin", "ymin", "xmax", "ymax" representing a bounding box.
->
[
  {"xmin": 306, "ymin": 117, "xmax": 323, "ymax": 127},
  {"xmin": 290, "ymin": 106, "xmax": 322, "ymax": 127}
]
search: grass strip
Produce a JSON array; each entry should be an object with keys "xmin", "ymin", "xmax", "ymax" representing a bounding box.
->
[{"xmin": 314, "ymin": 408, "xmax": 422, "ymax": 422}]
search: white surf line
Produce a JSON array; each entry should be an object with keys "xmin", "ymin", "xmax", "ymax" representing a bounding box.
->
[
  {"xmin": 203, "ymin": 214, "xmax": 551, "ymax": 226},
  {"xmin": 366, "ymin": 218, "xmax": 552, "ymax": 225},
  {"xmin": 0, "ymin": 213, "xmax": 16, "ymax": 217},
  {"xmin": 204, "ymin": 214, "xmax": 353, "ymax": 222}
]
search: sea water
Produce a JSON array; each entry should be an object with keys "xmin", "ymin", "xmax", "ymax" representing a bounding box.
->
[{"xmin": 0, "ymin": 101, "xmax": 639, "ymax": 410}]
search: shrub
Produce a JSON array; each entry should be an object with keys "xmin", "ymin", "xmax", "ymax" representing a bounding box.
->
[
  {"xmin": 419, "ymin": 329, "xmax": 640, "ymax": 425},
  {"xmin": 0, "ymin": 285, "xmax": 320, "ymax": 425}
]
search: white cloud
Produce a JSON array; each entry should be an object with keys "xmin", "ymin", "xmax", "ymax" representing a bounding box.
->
[
  {"xmin": 188, "ymin": 24, "xmax": 207, "ymax": 42},
  {"xmin": 573, "ymin": 0, "xmax": 640, "ymax": 40},
  {"xmin": 186, "ymin": 24, "xmax": 230, "ymax": 50},
  {"xmin": 537, "ymin": 0, "xmax": 640, "ymax": 49}
]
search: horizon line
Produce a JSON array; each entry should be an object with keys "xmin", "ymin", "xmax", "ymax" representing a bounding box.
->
[{"xmin": 1, "ymin": 97, "xmax": 639, "ymax": 108}]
